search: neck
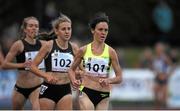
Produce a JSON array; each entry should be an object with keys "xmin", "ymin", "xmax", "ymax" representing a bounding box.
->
[
  {"xmin": 92, "ymin": 41, "xmax": 104, "ymax": 49},
  {"xmin": 56, "ymin": 38, "xmax": 68, "ymax": 49},
  {"xmin": 91, "ymin": 41, "xmax": 105, "ymax": 55},
  {"xmin": 24, "ymin": 36, "xmax": 36, "ymax": 44}
]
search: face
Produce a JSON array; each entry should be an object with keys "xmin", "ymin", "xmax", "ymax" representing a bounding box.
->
[
  {"xmin": 55, "ymin": 22, "xmax": 72, "ymax": 41},
  {"xmin": 155, "ymin": 43, "xmax": 165, "ymax": 55},
  {"xmin": 144, "ymin": 49, "xmax": 152, "ymax": 59},
  {"xmin": 91, "ymin": 22, "xmax": 108, "ymax": 43},
  {"xmin": 24, "ymin": 19, "xmax": 39, "ymax": 38}
]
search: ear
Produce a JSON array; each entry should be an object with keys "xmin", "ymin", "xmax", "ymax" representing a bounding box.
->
[
  {"xmin": 91, "ymin": 29, "xmax": 94, "ymax": 34},
  {"xmin": 23, "ymin": 28, "xmax": 27, "ymax": 33},
  {"xmin": 54, "ymin": 28, "xmax": 58, "ymax": 35}
]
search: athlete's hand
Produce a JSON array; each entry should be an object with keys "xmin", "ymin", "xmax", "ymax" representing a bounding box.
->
[
  {"xmin": 99, "ymin": 78, "xmax": 110, "ymax": 87},
  {"xmin": 71, "ymin": 79, "xmax": 81, "ymax": 90},
  {"xmin": 45, "ymin": 74, "xmax": 58, "ymax": 84},
  {"xmin": 24, "ymin": 60, "xmax": 32, "ymax": 69}
]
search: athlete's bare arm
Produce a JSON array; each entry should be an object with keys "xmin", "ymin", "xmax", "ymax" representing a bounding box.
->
[
  {"xmin": 30, "ymin": 40, "xmax": 57, "ymax": 84},
  {"xmin": 109, "ymin": 47, "xmax": 122, "ymax": 84},
  {"xmin": 2, "ymin": 40, "xmax": 25, "ymax": 69},
  {"xmin": 99, "ymin": 47, "xmax": 122, "ymax": 87},
  {"xmin": 68, "ymin": 46, "xmax": 86, "ymax": 89}
]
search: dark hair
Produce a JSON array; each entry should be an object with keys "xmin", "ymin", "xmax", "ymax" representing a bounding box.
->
[
  {"xmin": 35, "ymin": 30, "xmax": 57, "ymax": 41},
  {"xmin": 89, "ymin": 12, "xmax": 109, "ymax": 29}
]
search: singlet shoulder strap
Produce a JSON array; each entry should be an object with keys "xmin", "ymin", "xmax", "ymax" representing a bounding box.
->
[
  {"xmin": 21, "ymin": 39, "xmax": 26, "ymax": 45},
  {"xmin": 101, "ymin": 43, "xmax": 109, "ymax": 57},
  {"xmin": 84, "ymin": 43, "xmax": 92, "ymax": 57}
]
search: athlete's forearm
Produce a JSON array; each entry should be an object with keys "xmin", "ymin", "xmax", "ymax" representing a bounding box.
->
[
  {"xmin": 2, "ymin": 62, "xmax": 24, "ymax": 69},
  {"xmin": 30, "ymin": 64, "xmax": 47, "ymax": 79},
  {"xmin": 68, "ymin": 68, "xmax": 76, "ymax": 82},
  {"xmin": 108, "ymin": 75, "xmax": 122, "ymax": 84}
]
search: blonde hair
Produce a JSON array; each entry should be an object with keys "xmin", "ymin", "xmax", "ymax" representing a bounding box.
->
[{"xmin": 51, "ymin": 13, "xmax": 71, "ymax": 30}]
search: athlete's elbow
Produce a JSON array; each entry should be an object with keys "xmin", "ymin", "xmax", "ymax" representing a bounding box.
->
[
  {"xmin": 1, "ymin": 64, "xmax": 5, "ymax": 69},
  {"xmin": 1, "ymin": 62, "xmax": 8, "ymax": 69},
  {"xmin": 117, "ymin": 76, "xmax": 122, "ymax": 84},
  {"xmin": 68, "ymin": 68, "xmax": 72, "ymax": 74},
  {"xmin": 29, "ymin": 63, "xmax": 36, "ymax": 72},
  {"xmin": 68, "ymin": 67, "xmax": 76, "ymax": 73}
]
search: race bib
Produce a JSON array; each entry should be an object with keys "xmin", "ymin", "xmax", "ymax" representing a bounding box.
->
[
  {"xmin": 39, "ymin": 85, "xmax": 48, "ymax": 95},
  {"xmin": 25, "ymin": 51, "xmax": 45, "ymax": 69},
  {"xmin": 51, "ymin": 51, "xmax": 73, "ymax": 72},
  {"xmin": 84, "ymin": 57, "xmax": 110, "ymax": 77}
]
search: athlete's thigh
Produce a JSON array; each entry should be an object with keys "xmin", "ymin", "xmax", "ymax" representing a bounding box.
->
[
  {"xmin": 39, "ymin": 98, "xmax": 55, "ymax": 110},
  {"xmin": 96, "ymin": 97, "xmax": 109, "ymax": 110},
  {"xmin": 12, "ymin": 90, "xmax": 26, "ymax": 109},
  {"xmin": 79, "ymin": 92, "xmax": 94, "ymax": 110},
  {"xmin": 29, "ymin": 87, "xmax": 40, "ymax": 110},
  {"xmin": 56, "ymin": 94, "xmax": 72, "ymax": 110},
  {"xmin": 160, "ymin": 85, "xmax": 168, "ymax": 99}
]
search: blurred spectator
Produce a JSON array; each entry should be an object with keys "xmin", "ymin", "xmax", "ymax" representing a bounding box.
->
[
  {"xmin": 153, "ymin": 0, "xmax": 173, "ymax": 34},
  {"xmin": 138, "ymin": 47, "xmax": 153, "ymax": 69},
  {"xmin": 169, "ymin": 48, "xmax": 179, "ymax": 66},
  {"xmin": 1, "ymin": 37, "xmax": 17, "ymax": 57},
  {"xmin": 118, "ymin": 49, "xmax": 126, "ymax": 68},
  {"xmin": 152, "ymin": 0, "xmax": 174, "ymax": 43},
  {"xmin": 0, "ymin": 23, "xmax": 19, "ymax": 57},
  {"xmin": 42, "ymin": 1, "xmax": 58, "ymax": 31},
  {"xmin": 152, "ymin": 42, "xmax": 173, "ymax": 109}
]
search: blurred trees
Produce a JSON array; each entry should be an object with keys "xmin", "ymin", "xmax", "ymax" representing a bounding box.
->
[{"xmin": 0, "ymin": 0, "xmax": 179, "ymax": 47}]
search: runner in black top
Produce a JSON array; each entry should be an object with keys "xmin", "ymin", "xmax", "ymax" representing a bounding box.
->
[
  {"xmin": 30, "ymin": 13, "xmax": 79, "ymax": 110},
  {"xmin": 2, "ymin": 16, "xmax": 46, "ymax": 110}
]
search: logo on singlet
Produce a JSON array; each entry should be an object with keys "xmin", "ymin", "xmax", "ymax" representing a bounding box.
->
[{"xmin": 39, "ymin": 85, "xmax": 48, "ymax": 95}]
